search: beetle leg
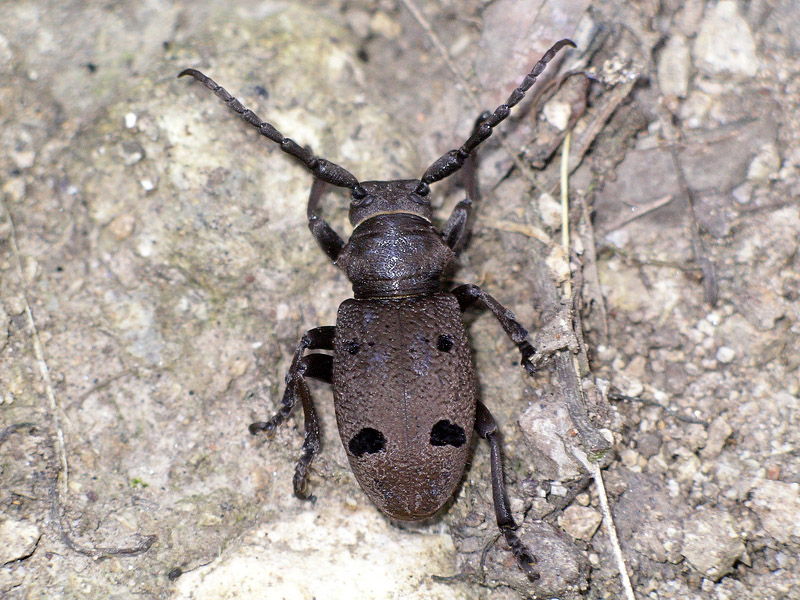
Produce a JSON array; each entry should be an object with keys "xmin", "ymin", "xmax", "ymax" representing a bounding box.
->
[
  {"xmin": 249, "ymin": 326, "xmax": 335, "ymax": 500},
  {"xmin": 451, "ymin": 284, "xmax": 537, "ymax": 374},
  {"xmin": 441, "ymin": 198, "xmax": 472, "ymax": 251},
  {"xmin": 307, "ymin": 179, "xmax": 345, "ymax": 262},
  {"xmin": 475, "ymin": 400, "xmax": 539, "ymax": 581},
  {"xmin": 290, "ymin": 352, "xmax": 332, "ymax": 499},
  {"xmin": 441, "ymin": 113, "xmax": 489, "ymax": 250}
]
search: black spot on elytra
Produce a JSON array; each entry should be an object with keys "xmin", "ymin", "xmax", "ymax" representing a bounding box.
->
[
  {"xmin": 349, "ymin": 427, "xmax": 386, "ymax": 457},
  {"xmin": 346, "ymin": 339, "xmax": 360, "ymax": 355},
  {"xmin": 437, "ymin": 334, "xmax": 454, "ymax": 352},
  {"xmin": 430, "ymin": 420, "xmax": 466, "ymax": 447}
]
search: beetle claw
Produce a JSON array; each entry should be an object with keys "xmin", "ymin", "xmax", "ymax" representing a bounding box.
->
[
  {"xmin": 248, "ymin": 421, "xmax": 268, "ymax": 435},
  {"xmin": 522, "ymin": 359, "xmax": 537, "ymax": 376},
  {"xmin": 518, "ymin": 341, "xmax": 539, "ymax": 375},
  {"xmin": 248, "ymin": 420, "xmax": 278, "ymax": 437},
  {"xmin": 504, "ymin": 531, "xmax": 539, "ymax": 581},
  {"xmin": 519, "ymin": 560, "xmax": 540, "ymax": 582},
  {"xmin": 293, "ymin": 479, "xmax": 316, "ymax": 503}
]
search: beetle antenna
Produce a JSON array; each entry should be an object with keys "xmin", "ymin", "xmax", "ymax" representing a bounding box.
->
[
  {"xmin": 179, "ymin": 69, "xmax": 365, "ymax": 196},
  {"xmin": 419, "ymin": 39, "xmax": 576, "ymax": 188}
]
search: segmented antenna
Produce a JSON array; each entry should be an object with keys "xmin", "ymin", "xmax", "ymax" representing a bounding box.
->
[
  {"xmin": 419, "ymin": 39, "xmax": 576, "ymax": 189},
  {"xmin": 178, "ymin": 69, "xmax": 364, "ymax": 195}
]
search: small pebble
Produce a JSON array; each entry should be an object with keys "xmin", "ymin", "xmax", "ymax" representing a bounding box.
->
[
  {"xmin": 746, "ymin": 144, "xmax": 780, "ymax": 182},
  {"xmin": 0, "ymin": 518, "xmax": 41, "ymax": 564},
  {"xmin": 715, "ymin": 346, "xmax": 735, "ymax": 363},
  {"xmin": 108, "ymin": 213, "xmax": 136, "ymax": 240},
  {"xmin": 732, "ymin": 182, "xmax": 752, "ymax": 204},
  {"xmin": 749, "ymin": 480, "xmax": 800, "ymax": 544},
  {"xmin": 538, "ymin": 192, "xmax": 562, "ymax": 230},
  {"xmin": 4, "ymin": 295, "xmax": 26, "ymax": 315},
  {"xmin": 543, "ymin": 99, "xmax": 571, "ymax": 130},
  {"xmin": 657, "ymin": 34, "xmax": 691, "ymax": 97},
  {"xmin": 693, "ymin": 0, "xmax": 758, "ymax": 76},
  {"xmin": 681, "ymin": 507, "xmax": 745, "ymax": 581},
  {"xmin": 702, "ymin": 417, "xmax": 732, "ymax": 458},
  {"xmin": 558, "ymin": 505, "xmax": 603, "ymax": 541},
  {"xmin": 2, "ymin": 177, "xmax": 25, "ymax": 202}
]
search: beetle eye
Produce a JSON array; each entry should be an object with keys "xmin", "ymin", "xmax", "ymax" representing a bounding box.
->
[
  {"xmin": 430, "ymin": 420, "xmax": 466, "ymax": 448},
  {"xmin": 410, "ymin": 193, "xmax": 430, "ymax": 205},
  {"xmin": 349, "ymin": 427, "xmax": 386, "ymax": 457},
  {"xmin": 351, "ymin": 196, "xmax": 373, "ymax": 207},
  {"xmin": 351, "ymin": 185, "xmax": 367, "ymax": 200},
  {"xmin": 350, "ymin": 186, "xmax": 372, "ymax": 207}
]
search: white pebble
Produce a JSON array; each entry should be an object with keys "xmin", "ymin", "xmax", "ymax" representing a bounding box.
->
[{"xmin": 716, "ymin": 346, "xmax": 735, "ymax": 363}]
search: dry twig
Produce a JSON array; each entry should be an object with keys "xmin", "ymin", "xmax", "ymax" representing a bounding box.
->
[{"xmin": 560, "ymin": 134, "xmax": 634, "ymax": 600}]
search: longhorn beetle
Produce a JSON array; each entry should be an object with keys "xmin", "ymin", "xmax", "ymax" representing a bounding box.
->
[{"xmin": 180, "ymin": 39, "xmax": 574, "ymax": 580}]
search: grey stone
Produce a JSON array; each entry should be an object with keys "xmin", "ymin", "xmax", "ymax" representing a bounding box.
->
[
  {"xmin": 681, "ymin": 506, "xmax": 745, "ymax": 581},
  {"xmin": 614, "ymin": 472, "xmax": 686, "ymax": 564},
  {"xmin": 558, "ymin": 505, "xmax": 603, "ymax": 541},
  {"xmin": 702, "ymin": 417, "xmax": 733, "ymax": 458},
  {"xmin": 735, "ymin": 284, "xmax": 786, "ymax": 332},
  {"xmin": 172, "ymin": 507, "xmax": 461, "ymax": 600},
  {"xmin": 693, "ymin": 1, "xmax": 758, "ymax": 76},
  {"xmin": 483, "ymin": 520, "xmax": 590, "ymax": 599},
  {"xmin": 637, "ymin": 432, "xmax": 663, "ymax": 460},
  {"xmin": 657, "ymin": 34, "xmax": 691, "ymax": 97},
  {"xmin": 0, "ymin": 518, "xmax": 41, "ymax": 565},
  {"xmin": 519, "ymin": 398, "xmax": 585, "ymax": 481},
  {"xmin": 749, "ymin": 479, "xmax": 800, "ymax": 546}
]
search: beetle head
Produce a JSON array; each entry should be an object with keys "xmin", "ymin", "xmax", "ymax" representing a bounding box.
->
[{"xmin": 349, "ymin": 180, "xmax": 432, "ymax": 227}]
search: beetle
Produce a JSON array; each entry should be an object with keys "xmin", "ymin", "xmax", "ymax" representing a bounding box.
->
[{"xmin": 179, "ymin": 38, "xmax": 574, "ymax": 580}]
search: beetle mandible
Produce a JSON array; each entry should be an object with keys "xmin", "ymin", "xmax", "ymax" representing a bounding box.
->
[{"xmin": 179, "ymin": 38, "xmax": 574, "ymax": 580}]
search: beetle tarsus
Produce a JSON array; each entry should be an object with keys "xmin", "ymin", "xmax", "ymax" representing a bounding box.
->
[
  {"xmin": 248, "ymin": 421, "xmax": 272, "ymax": 435},
  {"xmin": 292, "ymin": 471, "xmax": 316, "ymax": 503},
  {"xmin": 518, "ymin": 340, "xmax": 539, "ymax": 375},
  {"xmin": 500, "ymin": 528, "xmax": 539, "ymax": 582},
  {"xmin": 502, "ymin": 527, "xmax": 540, "ymax": 581}
]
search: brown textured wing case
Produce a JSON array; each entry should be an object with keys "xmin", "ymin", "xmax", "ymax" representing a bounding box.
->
[{"xmin": 333, "ymin": 293, "xmax": 477, "ymax": 520}]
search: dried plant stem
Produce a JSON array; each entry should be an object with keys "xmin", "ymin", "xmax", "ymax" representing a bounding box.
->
[
  {"xmin": 1, "ymin": 196, "xmax": 156, "ymax": 557},
  {"xmin": 573, "ymin": 448, "xmax": 636, "ymax": 600},
  {"xmin": 560, "ymin": 136, "xmax": 635, "ymax": 599},
  {"xmin": 1, "ymin": 197, "xmax": 70, "ymax": 495},
  {"xmin": 561, "ymin": 130, "xmax": 572, "ymax": 293}
]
